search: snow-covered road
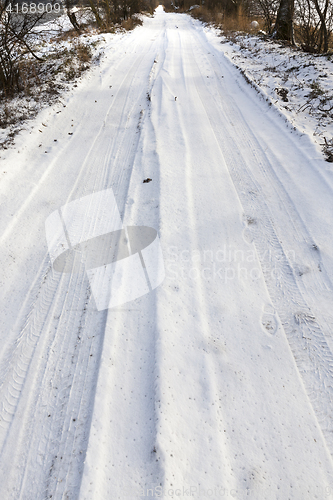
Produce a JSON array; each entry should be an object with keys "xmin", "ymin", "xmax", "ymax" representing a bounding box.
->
[{"xmin": 1, "ymin": 6, "xmax": 333, "ymax": 499}]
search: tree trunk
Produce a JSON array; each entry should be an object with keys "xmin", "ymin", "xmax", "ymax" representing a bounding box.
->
[
  {"xmin": 273, "ymin": 0, "xmax": 295, "ymax": 43},
  {"xmin": 88, "ymin": 0, "xmax": 104, "ymax": 29}
]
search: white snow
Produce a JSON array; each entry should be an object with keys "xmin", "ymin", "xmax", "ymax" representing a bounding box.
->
[
  {"xmin": 1, "ymin": 6, "xmax": 333, "ymax": 500},
  {"xmin": 204, "ymin": 27, "xmax": 333, "ymax": 160}
]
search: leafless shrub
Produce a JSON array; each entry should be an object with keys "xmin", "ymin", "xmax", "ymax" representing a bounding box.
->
[
  {"xmin": 87, "ymin": 0, "xmax": 156, "ymax": 30},
  {"xmin": 121, "ymin": 16, "xmax": 143, "ymax": 29},
  {"xmin": 190, "ymin": 4, "xmax": 258, "ymax": 33},
  {"xmin": 322, "ymin": 137, "xmax": 333, "ymax": 162},
  {"xmin": 76, "ymin": 41, "xmax": 93, "ymax": 62},
  {"xmin": 0, "ymin": 0, "xmax": 50, "ymax": 96},
  {"xmin": 295, "ymin": 0, "xmax": 333, "ymax": 53},
  {"xmin": 187, "ymin": 0, "xmax": 333, "ymax": 53},
  {"xmin": 255, "ymin": 0, "xmax": 279, "ymax": 33}
]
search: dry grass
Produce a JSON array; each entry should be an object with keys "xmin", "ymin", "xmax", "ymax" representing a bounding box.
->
[
  {"xmin": 76, "ymin": 42, "xmax": 93, "ymax": 63},
  {"xmin": 190, "ymin": 5, "xmax": 332, "ymax": 52},
  {"xmin": 190, "ymin": 5, "xmax": 264, "ymax": 35},
  {"xmin": 55, "ymin": 28, "xmax": 81, "ymax": 42},
  {"xmin": 121, "ymin": 17, "xmax": 143, "ymax": 30}
]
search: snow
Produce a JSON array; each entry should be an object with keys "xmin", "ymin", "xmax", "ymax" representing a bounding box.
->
[
  {"xmin": 203, "ymin": 27, "xmax": 333, "ymax": 161},
  {"xmin": 1, "ymin": 6, "xmax": 333, "ymax": 499}
]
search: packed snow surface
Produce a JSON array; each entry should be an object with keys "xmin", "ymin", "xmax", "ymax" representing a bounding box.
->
[{"xmin": 1, "ymin": 6, "xmax": 333, "ymax": 499}]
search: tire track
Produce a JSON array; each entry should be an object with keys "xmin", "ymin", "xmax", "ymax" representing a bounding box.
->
[
  {"xmin": 190, "ymin": 27, "xmax": 333, "ymax": 459},
  {"xmin": 78, "ymin": 31, "xmax": 168, "ymax": 500},
  {"xmin": 149, "ymin": 24, "xmax": 238, "ymax": 493},
  {"xmin": 0, "ymin": 25, "xmax": 165, "ymax": 500}
]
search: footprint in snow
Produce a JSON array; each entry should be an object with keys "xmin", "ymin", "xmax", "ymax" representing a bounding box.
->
[{"xmin": 261, "ymin": 304, "xmax": 278, "ymax": 335}]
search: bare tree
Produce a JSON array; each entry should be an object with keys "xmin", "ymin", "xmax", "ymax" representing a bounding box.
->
[
  {"xmin": 256, "ymin": 0, "xmax": 279, "ymax": 33},
  {"xmin": 87, "ymin": 0, "xmax": 151, "ymax": 28},
  {"xmin": 0, "ymin": 0, "xmax": 47, "ymax": 96},
  {"xmin": 311, "ymin": 0, "xmax": 331, "ymax": 52},
  {"xmin": 295, "ymin": 0, "xmax": 332, "ymax": 52},
  {"xmin": 273, "ymin": 0, "xmax": 295, "ymax": 42},
  {"xmin": 65, "ymin": 0, "xmax": 81, "ymax": 32}
]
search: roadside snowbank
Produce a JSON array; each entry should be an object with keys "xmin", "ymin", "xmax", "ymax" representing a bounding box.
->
[
  {"xmin": 202, "ymin": 26, "xmax": 333, "ymax": 162},
  {"xmin": 0, "ymin": 13, "xmax": 134, "ymax": 150}
]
